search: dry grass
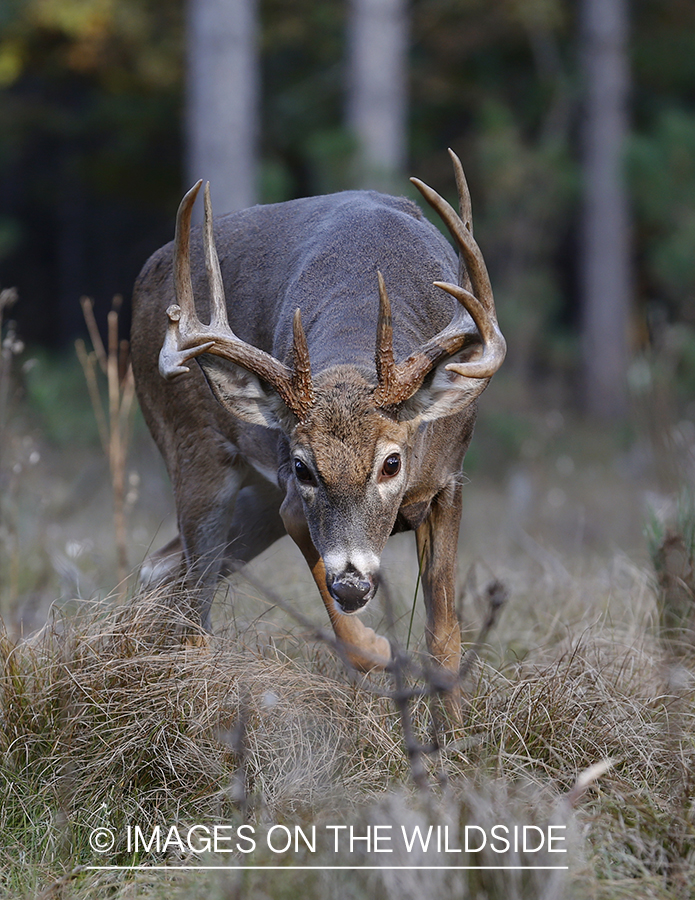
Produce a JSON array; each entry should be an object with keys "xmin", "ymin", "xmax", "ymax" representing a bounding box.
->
[
  {"xmin": 0, "ymin": 594, "xmax": 396, "ymax": 832},
  {"xmin": 2, "ymin": 343, "xmax": 695, "ymax": 897},
  {"xmin": 1, "ymin": 554, "xmax": 693, "ymax": 899}
]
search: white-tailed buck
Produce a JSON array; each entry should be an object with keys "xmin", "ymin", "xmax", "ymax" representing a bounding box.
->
[{"xmin": 131, "ymin": 150, "xmax": 505, "ymax": 684}]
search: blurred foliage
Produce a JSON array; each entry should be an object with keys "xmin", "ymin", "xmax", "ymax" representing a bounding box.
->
[
  {"xmin": 261, "ymin": 0, "xmax": 351, "ymax": 197},
  {"xmin": 0, "ymin": 0, "xmax": 183, "ymax": 195},
  {"xmin": 0, "ymin": 0, "xmax": 184, "ymax": 344},
  {"xmin": 628, "ymin": 0, "xmax": 695, "ymax": 410},
  {"xmin": 628, "ymin": 110, "xmax": 695, "ymax": 317},
  {"xmin": 0, "ymin": 0, "xmax": 693, "ymax": 409},
  {"xmin": 22, "ymin": 352, "xmax": 101, "ymax": 446}
]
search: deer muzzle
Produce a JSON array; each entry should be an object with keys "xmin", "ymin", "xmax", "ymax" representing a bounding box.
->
[{"xmin": 325, "ymin": 562, "xmax": 379, "ymax": 614}]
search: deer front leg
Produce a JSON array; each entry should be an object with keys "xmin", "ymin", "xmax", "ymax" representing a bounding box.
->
[
  {"xmin": 415, "ymin": 480, "xmax": 463, "ymax": 695},
  {"xmin": 280, "ymin": 487, "xmax": 391, "ymax": 671},
  {"xmin": 174, "ymin": 464, "xmax": 244, "ymax": 630}
]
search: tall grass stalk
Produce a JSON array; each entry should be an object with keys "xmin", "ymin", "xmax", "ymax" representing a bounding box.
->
[
  {"xmin": 405, "ymin": 544, "xmax": 425, "ymax": 652},
  {"xmin": 75, "ymin": 296, "xmax": 135, "ymax": 586}
]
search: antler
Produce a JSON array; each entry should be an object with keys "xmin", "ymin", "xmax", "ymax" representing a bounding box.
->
[
  {"xmin": 159, "ymin": 181, "xmax": 314, "ymax": 420},
  {"xmin": 373, "ymin": 148, "xmax": 506, "ymax": 409}
]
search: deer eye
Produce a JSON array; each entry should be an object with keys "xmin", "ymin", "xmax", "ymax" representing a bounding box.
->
[
  {"xmin": 293, "ymin": 458, "xmax": 314, "ymax": 485},
  {"xmin": 381, "ymin": 453, "xmax": 401, "ymax": 479}
]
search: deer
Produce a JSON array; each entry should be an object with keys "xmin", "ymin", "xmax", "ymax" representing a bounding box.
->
[{"xmin": 130, "ymin": 149, "xmax": 505, "ymax": 692}]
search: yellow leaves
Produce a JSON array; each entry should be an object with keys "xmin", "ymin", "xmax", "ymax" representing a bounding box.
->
[
  {"xmin": 0, "ymin": 41, "xmax": 23, "ymax": 88},
  {"xmin": 26, "ymin": 0, "xmax": 114, "ymax": 72},
  {"xmin": 27, "ymin": 0, "xmax": 115, "ymax": 40},
  {"xmin": 0, "ymin": 0, "xmax": 182, "ymax": 86}
]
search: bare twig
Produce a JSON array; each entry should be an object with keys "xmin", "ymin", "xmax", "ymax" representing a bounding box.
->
[
  {"xmin": 35, "ymin": 865, "xmax": 88, "ymax": 900},
  {"xmin": 218, "ymin": 688, "xmax": 251, "ymax": 820},
  {"xmin": 239, "ymin": 565, "xmax": 507, "ymax": 794},
  {"xmin": 379, "ymin": 578, "xmax": 433, "ymax": 795},
  {"xmin": 80, "ymin": 296, "xmax": 107, "ymax": 373},
  {"xmin": 74, "ymin": 339, "xmax": 109, "ymax": 455},
  {"xmin": 458, "ymin": 578, "xmax": 508, "ymax": 683}
]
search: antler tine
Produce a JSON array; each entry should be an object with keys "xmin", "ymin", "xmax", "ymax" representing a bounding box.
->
[
  {"xmin": 174, "ymin": 180, "xmax": 204, "ymax": 331},
  {"xmin": 373, "ymin": 269, "xmax": 474, "ymax": 408},
  {"xmin": 203, "ymin": 181, "xmax": 229, "ymax": 332},
  {"xmin": 448, "ymin": 148, "xmax": 473, "ymax": 290},
  {"xmin": 433, "ymin": 281, "xmax": 506, "ymax": 379},
  {"xmin": 449, "ymin": 148, "xmax": 472, "ymax": 234},
  {"xmin": 291, "ymin": 309, "xmax": 314, "ymax": 415},
  {"xmin": 410, "ymin": 153, "xmax": 505, "ymax": 380},
  {"xmin": 374, "ymin": 271, "xmax": 399, "ymax": 406},
  {"xmin": 410, "ymin": 176, "xmax": 491, "ymax": 302},
  {"xmin": 160, "ymin": 180, "xmax": 214, "ymax": 378}
]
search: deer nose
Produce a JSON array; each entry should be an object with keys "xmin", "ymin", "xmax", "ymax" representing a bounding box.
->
[{"xmin": 326, "ymin": 571, "xmax": 378, "ymax": 613}]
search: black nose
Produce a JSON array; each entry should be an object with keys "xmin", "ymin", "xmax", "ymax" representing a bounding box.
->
[{"xmin": 327, "ymin": 573, "xmax": 377, "ymax": 613}]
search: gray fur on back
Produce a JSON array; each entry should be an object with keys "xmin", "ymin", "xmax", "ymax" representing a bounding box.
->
[{"xmin": 133, "ymin": 190, "xmax": 472, "ymax": 379}]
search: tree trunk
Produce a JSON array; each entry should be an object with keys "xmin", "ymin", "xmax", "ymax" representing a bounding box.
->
[
  {"xmin": 580, "ymin": 0, "xmax": 631, "ymax": 419},
  {"xmin": 346, "ymin": 0, "xmax": 408, "ymax": 191},
  {"xmin": 185, "ymin": 0, "xmax": 259, "ymax": 216}
]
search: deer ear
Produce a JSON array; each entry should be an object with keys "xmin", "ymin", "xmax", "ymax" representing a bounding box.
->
[
  {"xmin": 197, "ymin": 356, "xmax": 294, "ymax": 431},
  {"xmin": 399, "ymin": 341, "xmax": 489, "ymax": 424}
]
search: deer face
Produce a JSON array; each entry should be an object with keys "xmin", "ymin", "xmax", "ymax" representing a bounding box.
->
[{"xmin": 288, "ymin": 368, "xmax": 410, "ymax": 613}]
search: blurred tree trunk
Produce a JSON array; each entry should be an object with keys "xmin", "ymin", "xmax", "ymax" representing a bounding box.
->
[
  {"xmin": 347, "ymin": 0, "xmax": 408, "ymax": 191},
  {"xmin": 580, "ymin": 0, "xmax": 631, "ymax": 419},
  {"xmin": 185, "ymin": 0, "xmax": 259, "ymax": 216}
]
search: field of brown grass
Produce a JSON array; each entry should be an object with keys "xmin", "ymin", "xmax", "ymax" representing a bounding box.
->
[{"xmin": 1, "ymin": 355, "xmax": 694, "ymax": 899}]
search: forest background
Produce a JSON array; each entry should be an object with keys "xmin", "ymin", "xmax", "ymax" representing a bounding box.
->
[{"xmin": 1, "ymin": 0, "xmax": 694, "ymax": 425}]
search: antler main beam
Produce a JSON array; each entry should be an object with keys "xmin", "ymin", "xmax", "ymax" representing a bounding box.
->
[
  {"xmin": 373, "ymin": 149, "xmax": 506, "ymax": 409},
  {"xmin": 159, "ymin": 181, "xmax": 314, "ymax": 420}
]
